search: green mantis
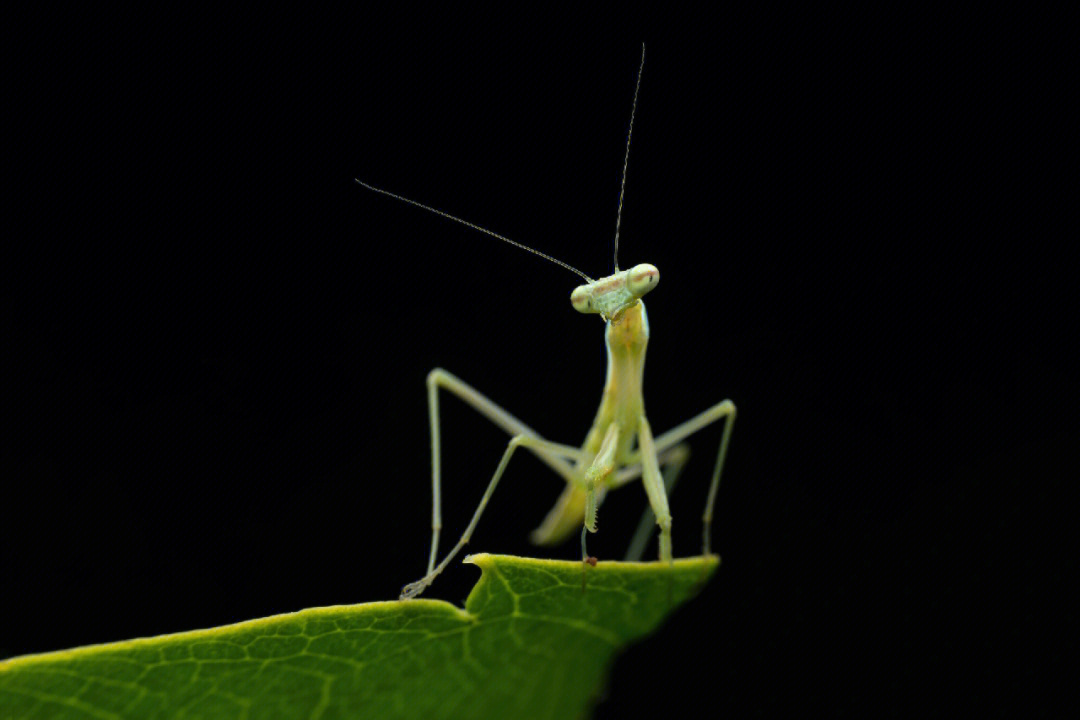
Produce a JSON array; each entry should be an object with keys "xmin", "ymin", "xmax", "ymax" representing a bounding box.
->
[{"xmin": 358, "ymin": 46, "xmax": 736, "ymax": 601}]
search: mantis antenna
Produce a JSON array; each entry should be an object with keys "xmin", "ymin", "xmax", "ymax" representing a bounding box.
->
[
  {"xmin": 613, "ymin": 43, "xmax": 645, "ymax": 273},
  {"xmin": 356, "ymin": 179, "xmax": 594, "ymax": 283}
]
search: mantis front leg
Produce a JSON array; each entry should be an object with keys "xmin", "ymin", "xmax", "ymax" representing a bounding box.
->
[
  {"xmin": 652, "ymin": 400, "xmax": 736, "ymax": 556},
  {"xmin": 617, "ymin": 399, "xmax": 737, "ymax": 557},
  {"xmin": 637, "ymin": 415, "xmax": 673, "ymax": 564},
  {"xmin": 580, "ymin": 422, "xmax": 621, "ymax": 563},
  {"xmin": 624, "ymin": 443, "xmax": 690, "ymax": 561}
]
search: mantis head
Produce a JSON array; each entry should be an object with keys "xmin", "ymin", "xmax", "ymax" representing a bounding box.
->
[{"xmin": 570, "ymin": 263, "xmax": 659, "ymax": 319}]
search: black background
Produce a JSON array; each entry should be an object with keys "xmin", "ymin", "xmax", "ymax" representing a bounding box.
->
[{"xmin": 6, "ymin": 18, "xmax": 1074, "ymax": 718}]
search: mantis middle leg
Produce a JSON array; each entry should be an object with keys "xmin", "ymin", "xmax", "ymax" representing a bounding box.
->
[
  {"xmin": 425, "ymin": 368, "xmax": 584, "ymax": 575},
  {"xmin": 401, "ymin": 432, "xmax": 579, "ymax": 600}
]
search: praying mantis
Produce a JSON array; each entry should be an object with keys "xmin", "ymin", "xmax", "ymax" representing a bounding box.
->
[{"xmin": 358, "ymin": 46, "xmax": 736, "ymax": 601}]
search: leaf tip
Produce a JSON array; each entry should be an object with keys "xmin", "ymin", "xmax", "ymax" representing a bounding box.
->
[{"xmin": 461, "ymin": 552, "xmax": 492, "ymax": 569}]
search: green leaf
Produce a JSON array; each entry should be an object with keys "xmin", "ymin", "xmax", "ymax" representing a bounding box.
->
[{"xmin": 1, "ymin": 553, "xmax": 717, "ymax": 719}]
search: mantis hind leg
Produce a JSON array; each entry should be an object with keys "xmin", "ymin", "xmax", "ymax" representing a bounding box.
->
[{"xmin": 699, "ymin": 401, "xmax": 736, "ymax": 555}]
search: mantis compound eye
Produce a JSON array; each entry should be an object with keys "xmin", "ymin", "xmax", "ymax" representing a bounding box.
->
[
  {"xmin": 626, "ymin": 264, "xmax": 659, "ymax": 298},
  {"xmin": 571, "ymin": 285, "xmax": 597, "ymax": 314}
]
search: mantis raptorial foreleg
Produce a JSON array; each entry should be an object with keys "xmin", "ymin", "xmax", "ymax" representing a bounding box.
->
[
  {"xmin": 636, "ymin": 416, "xmax": 673, "ymax": 563},
  {"xmin": 425, "ymin": 368, "xmax": 584, "ymax": 574},
  {"xmin": 402, "ymin": 431, "xmax": 582, "ymax": 599},
  {"xmin": 624, "ymin": 443, "xmax": 690, "ymax": 561},
  {"xmin": 611, "ymin": 399, "xmax": 736, "ymax": 557},
  {"xmin": 649, "ymin": 399, "xmax": 737, "ymax": 556},
  {"xmin": 580, "ymin": 422, "xmax": 621, "ymax": 562}
]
